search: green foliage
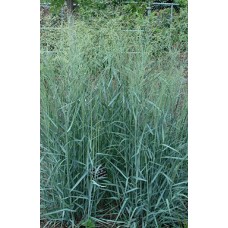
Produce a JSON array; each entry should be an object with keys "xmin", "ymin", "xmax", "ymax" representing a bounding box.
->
[
  {"xmin": 175, "ymin": 0, "xmax": 188, "ymax": 7},
  {"xmin": 122, "ymin": 2, "xmax": 147, "ymax": 16},
  {"xmin": 41, "ymin": 15, "xmax": 187, "ymax": 227},
  {"xmin": 50, "ymin": 0, "xmax": 65, "ymax": 13},
  {"xmin": 184, "ymin": 221, "xmax": 188, "ymax": 228},
  {"xmin": 46, "ymin": 0, "xmax": 187, "ymax": 16},
  {"xmin": 171, "ymin": 7, "xmax": 188, "ymax": 51},
  {"xmin": 48, "ymin": 0, "xmax": 77, "ymax": 13},
  {"xmin": 82, "ymin": 218, "xmax": 95, "ymax": 228}
]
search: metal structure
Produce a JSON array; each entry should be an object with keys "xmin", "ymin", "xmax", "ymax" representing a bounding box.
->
[
  {"xmin": 146, "ymin": 2, "xmax": 179, "ymax": 22},
  {"xmin": 123, "ymin": 2, "xmax": 179, "ymax": 21}
]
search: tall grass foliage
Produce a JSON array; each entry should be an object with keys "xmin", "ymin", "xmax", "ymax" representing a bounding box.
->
[{"xmin": 41, "ymin": 17, "xmax": 187, "ymax": 227}]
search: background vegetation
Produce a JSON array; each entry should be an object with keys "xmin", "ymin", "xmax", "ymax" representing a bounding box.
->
[
  {"xmin": 41, "ymin": 1, "xmax": 187, "ymax": 227},
  {"xmin": 41, "ymin": 0, "xmax": 188, "ymax": 14}
]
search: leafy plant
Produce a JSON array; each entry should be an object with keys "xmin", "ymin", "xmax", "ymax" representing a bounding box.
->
[
  {"xmin": 175, "ymin": 0, "xmax": 188, "ymax": 7},
  {"xmin": 49, "ymin": 0, "xmax": 65, "ymax": 13},
  {"xmin": 40, "ymin": 12, "xmax": 188, "ymax": 228}
]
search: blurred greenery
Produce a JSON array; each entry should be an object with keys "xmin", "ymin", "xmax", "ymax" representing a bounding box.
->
[{"xmin": 42, "ymin": 0, "xmax": 187, "ymax": 15}]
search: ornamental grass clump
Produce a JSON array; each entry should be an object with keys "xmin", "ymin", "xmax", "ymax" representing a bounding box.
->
[{"xmin": 41, "ymin": 16, "xmax": 187, "ymax": 227}]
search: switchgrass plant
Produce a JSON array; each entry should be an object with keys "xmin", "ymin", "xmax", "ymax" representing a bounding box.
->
[{"xmin": 41, "ymin": 16, "xmax": 187, "ymax": 228}]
